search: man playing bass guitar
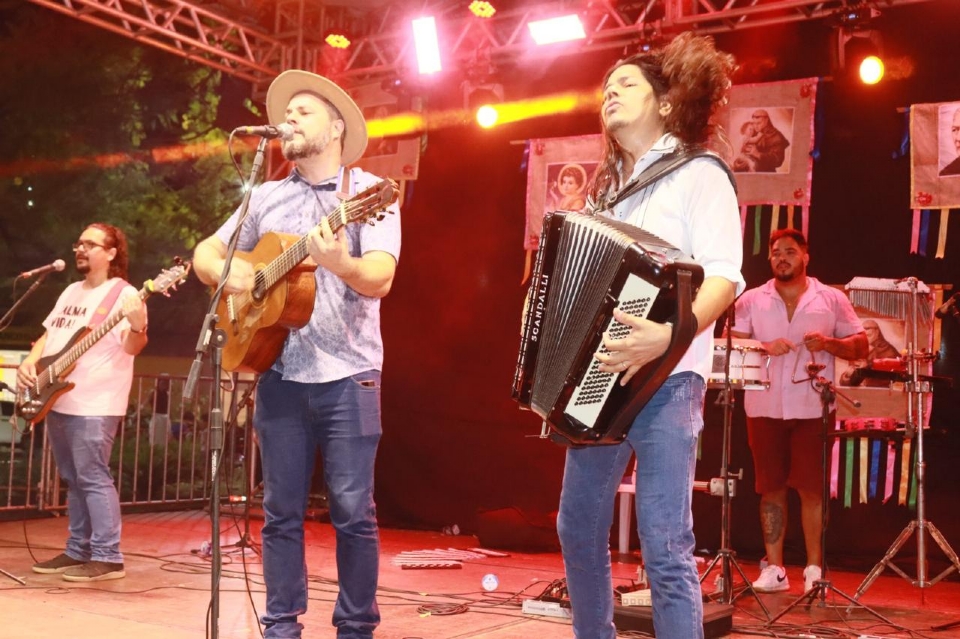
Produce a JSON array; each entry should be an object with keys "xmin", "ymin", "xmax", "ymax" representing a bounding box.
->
[
  {"xmin": 192, "ymin": 70, "xmax": 401, "ymax": 639},
  {"xmin": 17, "ymin": 222, "xmax": 148, "ymax": 582}
]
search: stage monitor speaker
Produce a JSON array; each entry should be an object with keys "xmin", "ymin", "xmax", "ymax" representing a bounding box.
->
[{"xmin": 613, "ymin": 602, "xmax": 733, "ymax": 637}]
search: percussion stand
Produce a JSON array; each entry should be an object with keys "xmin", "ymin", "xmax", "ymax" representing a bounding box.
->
[
  {"xmin": 699, "ymin": 306, "xmax": 770, "ymax": 618},
  {"xmin": 853, "ymin": 278, "xmax": 960, "ymax": 602},
  {"xmin": 767, "ymin": 372, "xmax": 894, "ymax": 627}
]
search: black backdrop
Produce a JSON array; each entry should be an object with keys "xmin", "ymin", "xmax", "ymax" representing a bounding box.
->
[{"xmin": 373, "ymin": 0, "xmax": 960, "ymax": 571}]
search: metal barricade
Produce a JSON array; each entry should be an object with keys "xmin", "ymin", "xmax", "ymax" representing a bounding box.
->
[{"xmin": 1, "ymin": 367, "xmax": 257, "ymax": 516}]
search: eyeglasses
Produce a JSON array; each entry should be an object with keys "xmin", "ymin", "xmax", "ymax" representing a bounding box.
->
[{"xmin": 72, "ymin": 240, "xmax": 108, "ymax": 252}]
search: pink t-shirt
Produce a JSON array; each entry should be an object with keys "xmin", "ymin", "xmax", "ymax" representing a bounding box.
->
[
  {"xmin": 732, "ymin": 277, "xmax": 863, "ymax": 420},
  {"xmin": 41, "ymin": 278, "xmax": 140, "ymax": 417}
]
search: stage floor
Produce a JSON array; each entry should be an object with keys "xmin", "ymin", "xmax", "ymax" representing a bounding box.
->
[{"xmin": 0, "ymin": 510, "xmax": 958, "ymax": 638}]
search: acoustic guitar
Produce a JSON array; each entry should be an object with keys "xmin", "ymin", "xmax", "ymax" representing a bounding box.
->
[
  {"xmin": 16, "ymin": 262, "xmax": 191, "ymax": 426},
  {"xmin": 216, "ymin": 179, "xmax": 398, "ymax": 373}
]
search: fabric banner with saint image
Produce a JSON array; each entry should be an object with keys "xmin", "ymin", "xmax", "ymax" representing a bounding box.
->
[
  {"xmin": 523, "ymin": 134, "xmax": 602, "ymax": 251},
  {"xmin": 717, "ymin": 78, "xmax": 817, "ymax": 247}
]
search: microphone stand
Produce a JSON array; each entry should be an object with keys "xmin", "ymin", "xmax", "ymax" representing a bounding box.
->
[
  {"xmin": 0, "ymin": 272, "xmax": 52, "ymax": 332},
  {"xmin": 183, "ymin": 136, "xmax": 269, "ymax": 639},
  {"xmin": 767, "ymin": 372, "xmax": 893, "ymax": 627},
  {"xmin": 699, "ymin": 304, "xmax": 770, "ymax": 618}
]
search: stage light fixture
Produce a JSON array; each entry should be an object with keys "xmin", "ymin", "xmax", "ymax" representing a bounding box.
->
[
  {"xmin": 834, "ymin": 27, "xmax": 885, "ymax": 85},
  {"xmin": 528, "ymin": 14, "xmax": 586, "ymax": 46},
  {"xmin": 412, "ymin": 16, "xmax": 442, "ymax": 74},
  {"xmin": 834, "ymin": 3, "xmax": 881, "ymax": 28},
  {"xmin": 469, "ymin": 1, "xmax": 496, "ymax": 19},
  {"xmin": 463, "ymin": 80, "xmax": 504, "ymax": 111},
  {"xmin": 325, "ymin": 32, "xmax": 351, "ymax": 49}
]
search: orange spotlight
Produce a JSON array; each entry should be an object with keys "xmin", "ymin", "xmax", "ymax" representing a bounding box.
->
[
  {"xmin": 859, "ymin": 55, "xmax": 885, "ymax": 84},
  {"xmin": 476, "ymin": 105, "xmax": 499, "ymax": 128}
]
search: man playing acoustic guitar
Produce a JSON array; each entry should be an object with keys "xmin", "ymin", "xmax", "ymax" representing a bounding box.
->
[
  {"xmin": 193, "ymin": 70, "xmax": 401, "ymax": 639},
  {"xmin": 17, "ymin": 223, "xmax": 148, "ymax": 582}
]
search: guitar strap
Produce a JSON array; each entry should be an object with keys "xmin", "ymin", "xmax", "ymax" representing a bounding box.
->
[
  {"xmin": 88, "ymin": 279, "xmax": 128, "ymax": 328},
  {"xmin": 593, "ymin": 147, "xmax": 737, "ymax": 214}
]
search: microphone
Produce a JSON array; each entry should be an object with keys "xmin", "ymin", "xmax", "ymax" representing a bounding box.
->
[
  {"xmin": 233, "ymin": 123, "xmax": 295, "ymax": 140},
  {"xmin": 19, "ymin": 259, "xmax": 66, "ymax": 279},
  {"xmin": 935, "ymin": 292, "xmax": 958, "ymax": 319}
]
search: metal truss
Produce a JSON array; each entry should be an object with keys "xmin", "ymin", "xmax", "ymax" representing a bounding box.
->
[
  {"xmin": 29, "ymin": 0, "xmax": 936, "ymax": 87},
  {"xmin": 27, "ymin": 0, "xmax": 289, "ymax": 86}
]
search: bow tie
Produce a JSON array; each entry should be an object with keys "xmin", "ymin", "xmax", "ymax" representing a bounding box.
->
[{"xmin": 314, "ymin": 183, "xmax": 337, "ymax": 191}]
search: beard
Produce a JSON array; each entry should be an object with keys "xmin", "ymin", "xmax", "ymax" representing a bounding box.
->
[
  {"xmin": 773, "ymin": 263, "xmax": 801, "ymax": 282},
  {"xmin": 281, "ymin": 129, "xmax": 332, "ymax": 162},
  {"xmin": 76, "ymin": 261, "xmax": 90, "ymax": 275}
]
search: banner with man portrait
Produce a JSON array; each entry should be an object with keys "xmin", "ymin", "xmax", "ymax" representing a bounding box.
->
[
  {"xmin": 910, "ymin": 101, "xmax": 960, "ymax": 207},
  {"xmin": 908, "ymin": 101, "xmax": 960, "ymax": 257}
]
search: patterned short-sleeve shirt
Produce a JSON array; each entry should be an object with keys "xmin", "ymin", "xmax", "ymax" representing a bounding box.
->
[{"xmin": 215, "ymin": 168, "xmax": 401, "ymax": 383}]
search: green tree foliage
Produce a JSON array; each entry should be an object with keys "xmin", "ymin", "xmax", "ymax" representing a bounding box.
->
[{"xmin": 0, "ymin": 7, "xmax": 244, "ymax": 351}]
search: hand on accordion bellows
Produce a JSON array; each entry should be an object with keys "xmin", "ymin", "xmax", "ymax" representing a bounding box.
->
[{"xmin": 596, "ymin": 308, "xmax": 673, "ymax": 385}]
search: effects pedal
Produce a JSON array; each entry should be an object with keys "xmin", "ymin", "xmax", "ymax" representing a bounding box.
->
[{"xmin": 521, "ymin": 599, "xmax": 572, "ymax": 619}]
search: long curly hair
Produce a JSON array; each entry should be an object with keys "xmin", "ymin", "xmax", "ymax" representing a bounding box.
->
[
  {"xmin": 587, "ymin": 32, "xmax": 736, "ymax": 208},
  {"xmin": 87, "ymin": 222, "xmax": 130, "ymax": 281}
]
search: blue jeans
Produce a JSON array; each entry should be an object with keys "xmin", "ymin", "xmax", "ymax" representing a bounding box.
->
[
  {"xmin": 557, "ymin": 372, "xmax": 705, "ymax": 639},
  {"xmin": 45, "ymin": 411, "xmax": 124, "ymax": 564},
  {"xmin": 255, "ymin": 369, "xmax": 382, "ymax": 639}
]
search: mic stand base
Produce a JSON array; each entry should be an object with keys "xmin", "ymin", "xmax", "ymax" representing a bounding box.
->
[
  {"xmin": 767, "ymin": 578, "xmax": 894, "ymax": 627},
  {"xmin": 852, "ymin": 518, "xmax": 960, "ymax": 601},
  {"xmin": 0, "ymin": 566, "xmax": 26, "ymax": 585},
  {"xmin": 767, "ymin": 375, "xmax": 890, "ymax": 629},
  {"xmin": 700, "ymin": 548, "xmax": 770, "ymax": 618}
]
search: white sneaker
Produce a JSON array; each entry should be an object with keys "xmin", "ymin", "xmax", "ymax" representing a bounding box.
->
[
  {"xmin": 752, "ymin": 564, "xmax": 789, "ymax": 592},
  {"xmin": 803, "ymin": 564, "xmax": 822, "ymax": 592}
]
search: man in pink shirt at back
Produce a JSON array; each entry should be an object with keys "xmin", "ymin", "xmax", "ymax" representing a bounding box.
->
[{"xmin": 731, "ymin": 228, "xmax": 867, "ymax": 594}]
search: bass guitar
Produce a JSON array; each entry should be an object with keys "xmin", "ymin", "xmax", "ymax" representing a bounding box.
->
[
  {"xmin": 217, "ymin": 179, "xmax": 398, "ymax": 373},
  {"xmin": 15, "ymin": 262, "xmax": 191, "ymax": 426}
]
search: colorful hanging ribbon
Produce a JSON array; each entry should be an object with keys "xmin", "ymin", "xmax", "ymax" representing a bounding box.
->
[
  {"xmin": 869, "ymin": 439, "xmax": 881, "ymax": 501},
  {"xmin": 884, "ymin": 440, "xmax": 895, "ymax": 504},
  {"xmin": 899, "ymin": 439, "xmax": 912, "ymax": 506},
  {"xmin": 753, "ymin": 205, "xmax": 763, "ymax": 255},
  {"xmin": 844, "ymin": 438, "xmax": 854, "ymax": 508}
]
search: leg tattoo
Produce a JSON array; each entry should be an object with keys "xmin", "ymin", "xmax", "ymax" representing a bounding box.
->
[{"xmin": 760, "ymin": 502, "xmax": 785, "ymax": 546}]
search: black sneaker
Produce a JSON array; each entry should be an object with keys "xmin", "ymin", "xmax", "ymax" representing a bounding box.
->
[
  {"xmin": 62, "ymin": 560, "xmax": 125, "ymax": 582},
  {"xmin": 32, "ymin": 553, "xmax": 86, "ymax": 574}
]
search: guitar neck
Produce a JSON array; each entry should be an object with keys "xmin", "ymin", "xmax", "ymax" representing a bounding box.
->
[
  {"xmin": 258, "ymin": 202, "xmax": 354, "ymax": 291},
  {"xmin": 50, "ymin": 286, "xmax": 148, "ymax": 372}
]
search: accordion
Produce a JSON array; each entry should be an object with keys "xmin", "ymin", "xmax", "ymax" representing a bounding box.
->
[{"xmin": 513, "ymin": 211, "xmax": 703, "ymax": 445}]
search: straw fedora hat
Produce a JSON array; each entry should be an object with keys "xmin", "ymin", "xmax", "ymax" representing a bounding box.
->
[{"xmin": 266, "ymin": 70, "xmax": 368, "ymax": 165}]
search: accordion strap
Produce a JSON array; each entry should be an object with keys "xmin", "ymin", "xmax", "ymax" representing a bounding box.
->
[{"xmin": 598, "ymin": 147, "xmax": 736, "ymax": 213}]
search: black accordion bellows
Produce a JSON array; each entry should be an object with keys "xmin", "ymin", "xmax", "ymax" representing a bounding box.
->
[{"xmin": 513, "ymin": 211, "xmax": 704, "ymax": 445}]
